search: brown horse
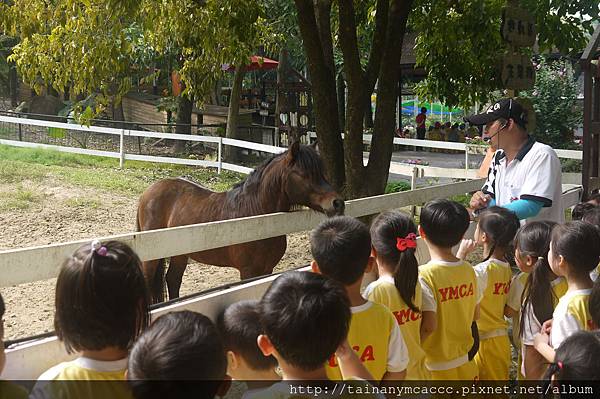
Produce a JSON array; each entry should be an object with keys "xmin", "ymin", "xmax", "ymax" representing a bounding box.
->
[{"xmin": 137, "ymin": 142, "xmax": 345, "ymax": 303}]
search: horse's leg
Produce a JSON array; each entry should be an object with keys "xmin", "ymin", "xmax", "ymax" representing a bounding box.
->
[
  {"xmin": 165, "ymin": 255, "xmax": 188, "ymax": 300},
  {"xmin": 142, "ymin": 259, "xmax": 166, "ymax": 304}
]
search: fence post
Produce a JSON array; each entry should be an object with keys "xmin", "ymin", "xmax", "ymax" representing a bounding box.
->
[
  {"xmin": 18, "ymin": 123, "xmax": 22, "ymax": 141},
  {"xmin": 217, "ymin": 137, "xmax": 223, "ymax": 174},
  {"xmin": 410, "ymin": 167, "xmax": 419, "ymax": 218},
  {"xmin": 119, "ymin": 129, "xmax": 125, "ymax": 168},
  {"xmin": 465, "ymin": 146, "xmax": 469, "ymax": 172}
]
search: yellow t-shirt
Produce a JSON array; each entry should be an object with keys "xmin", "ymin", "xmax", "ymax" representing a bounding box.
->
[
  {"xmin": 325, "ymin": 301, "xmax": 408, "ymax": 382},
  {"xmin": 363, "ymin": 275, "xmax": 428, "ymax": 380},
  {"xmin": 30, "ymin": 357, "xmax": 133, "ymax": 399},
  {"xmin": 473, "ymin": 259, "xmax": 512, "ymax": 337},
  {"xmin": 418, "ymin": 260, "xmax": 479, "ymax": 371},
  {"xmin": 551, "ymin": 289, "xmax": 594, "ymax": 348}
]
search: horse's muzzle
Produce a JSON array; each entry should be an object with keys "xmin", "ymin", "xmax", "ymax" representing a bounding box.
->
[{"xmin": 332, "ymin": 199, "xmax": 345, "ymax": 215}]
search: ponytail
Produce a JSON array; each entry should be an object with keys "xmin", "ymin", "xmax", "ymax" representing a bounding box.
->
[{"xmin": 393, "ymin": 248, "xmax": 420, "ymax": 312}]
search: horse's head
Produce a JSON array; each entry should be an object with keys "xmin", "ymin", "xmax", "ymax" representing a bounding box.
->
[{"xmin": 282, "ymin": 141, "xmax": 345, "ymax": 217}]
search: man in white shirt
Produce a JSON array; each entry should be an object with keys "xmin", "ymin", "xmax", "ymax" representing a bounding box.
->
[{"xmin": 467, "ymin": 98, "xmax": 563, "ymax": 223}]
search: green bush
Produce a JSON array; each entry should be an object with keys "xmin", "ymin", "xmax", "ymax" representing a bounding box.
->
[{"xmin": 385, "ymin": 180, "xmax": 412, "ymax": 193}]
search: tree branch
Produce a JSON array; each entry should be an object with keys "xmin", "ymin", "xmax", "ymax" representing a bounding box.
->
[{"xmin": 314, "ymin": 0, "xmax": 335, "ymax": 80}]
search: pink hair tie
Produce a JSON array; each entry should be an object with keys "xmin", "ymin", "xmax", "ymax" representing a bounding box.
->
[
  {"xmin": 557, "ymin": 361, "xmax": 564, "ymax": 370},
  {"xmin": 91, "ymin": 240, "xmax": 108, "ymax": 256}
]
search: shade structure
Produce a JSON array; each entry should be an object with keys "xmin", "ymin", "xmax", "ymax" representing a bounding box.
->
[{"xmin": 222, "ymin": 55, "xmax": 279, "ymax": 72}]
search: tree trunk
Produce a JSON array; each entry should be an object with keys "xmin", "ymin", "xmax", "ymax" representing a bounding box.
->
[
  {"xmin": 363, "ymin": 0, "xmax": 414, "ymax": 197},
  {"xmin": 224, "ymin": 64, "xmax": 245, "ymax": 162},
  {"xmin": 8, "ymin": 64, "xmax": 18, "ymax": 107},
  {"xmin": 174, "ymin": 95, "xmax": 192, "ymax": 153},
  {"xmin": 364, "ymin": 94, "xmax": 374, "ymax": 129},
  {"xmin": 337, "ymin": 72, "xmax": 346, "ymax": 133},
  {"xmin": 295, "ymin": 0, "xmax": 345, "ymax": 192}
]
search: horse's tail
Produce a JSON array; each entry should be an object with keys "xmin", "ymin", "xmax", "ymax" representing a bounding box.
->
[{"xmin": 151, "ymin": 258, "xmax": 166, "ymax": 303}]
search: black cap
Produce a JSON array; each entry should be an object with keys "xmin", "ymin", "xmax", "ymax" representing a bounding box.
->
[{"xmin": 465, "ymin": 98, "xmax": 527, "ymax": 127}]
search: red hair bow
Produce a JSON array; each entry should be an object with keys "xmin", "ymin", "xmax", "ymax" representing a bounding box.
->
[{"xmin": 396, "ymin": 233, "xmax": 417, "ymax": 252}]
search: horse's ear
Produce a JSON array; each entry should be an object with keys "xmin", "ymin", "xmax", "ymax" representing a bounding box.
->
[{"xmin": 287, "ymin": 140, "xmax": 301, "ymax": 162}]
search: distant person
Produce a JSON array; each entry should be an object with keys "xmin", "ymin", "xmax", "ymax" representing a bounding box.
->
[
  {"xmin": 415, "ymin": 107, "xmax": 428, "ymax": 142},
  {"xmin": 448, "ymin": 123, "xmax": 460, "ymax": 143},
  {"xmin": 467, "ymin": 98, "xmax": 563, "ymax": 223}
]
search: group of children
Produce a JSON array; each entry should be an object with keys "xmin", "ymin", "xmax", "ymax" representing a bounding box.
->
[{"xmin": 2, "ymin": 198, "xmax": 600, "ymax": 399}]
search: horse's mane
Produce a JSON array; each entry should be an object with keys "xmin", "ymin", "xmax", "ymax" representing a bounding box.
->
[{"xmin": 225, "ymin": 145, "xmax": 325, "ymax": 214}]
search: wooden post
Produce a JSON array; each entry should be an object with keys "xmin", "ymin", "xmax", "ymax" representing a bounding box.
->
[{"xmin": 410, "ymin": 167, "xmax": 419, "ymax": 218}]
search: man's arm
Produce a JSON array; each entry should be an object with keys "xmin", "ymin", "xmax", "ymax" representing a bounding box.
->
[{"xmin": 503, "ymin": 198, "xmax": 544, "ymax": 220}]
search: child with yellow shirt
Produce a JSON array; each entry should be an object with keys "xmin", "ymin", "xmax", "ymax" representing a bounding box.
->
[
  {"xmin": 417, "ymin": 199, "xmax": 480, "ymax": 380},
  {"xmin": 457, "ymin": 207, "xmax": 520, "ymax": 380},
  {"xmin": 30, "ymin": 240, "xmax": 150, "ymax": 399},
  {"xmin": 508, "ymin": 221, "xmax": 566, "ymax": 380},
  {"xmin": 310, "ymin": 216, "xmax": 409, "ymax": 383},
  {"xmin": 364, "ymin": 210, "xmax": 429, "ymax": 380},
  {"xmin": 534, "ymin": 222, "xmax": 600, "ymax": 361}
]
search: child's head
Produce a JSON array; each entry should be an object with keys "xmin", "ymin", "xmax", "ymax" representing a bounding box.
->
[
  {"xmin": 515, "ymin": 221, "xmax": 558, "ymax": 337},
  {"xmin": 310, "ymin": 216, "xmax": 372, "ymax": 286},
  {"xmin": 591, "ymin": 280, "xmax": 600, "ymax": 329},
  {"xmin": 549, "ymin": 222, "xmax": 600, "ymax": 279},
  {"xmin": 581, "ymin": 206, "xmax": 600, "ymax": 226},
  {"xmin": 0, "ymin": 292, "xmax": 5, "ymax": 374},
  {"xmin": 419, "ymin": 199, "xmax": 470, "ymax": 248},
  {"xmin": 571, "ymin": 202, "xmax": 596, "ymax": 221},
  {"xmin": 514, "ymin": 221, "xmax": 556, "ymax": 274},
  {"xmin": 258, "ymin": 271, "xmax": 350, "ymax": 373},
  {"xmin": 370, "ymin": 210, "xmax": 420, "ymax": 312},
  {"xmin": 587, "ymin": 192, "xmax": 600, "ymax": 206},
  {"xmin": 128, "ymin": 311, "xmax": 228, "ymax": 399},
  {"xmin": 217, "ymin": 300, "xmax": 277, "ymax": 380},
  {"xmin": 544, "ymin": 331, "xmax": 600, "ymax": 382},
  {"xmin": 55, "ymin": 240, "xmax": 149, "ymax": 354},
  {"xmin": 476, "ymin": 206, "xmax": 520, "ymax": 261}
]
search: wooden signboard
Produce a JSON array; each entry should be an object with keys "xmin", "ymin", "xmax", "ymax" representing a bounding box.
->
[
  {"xmin": 276, "ymin": 82, "xmax": 313, "ymax": 145},
  {"xmin": 501, "ymin": 6, "xmax": 537, "ymax": 48},
  {"xmin": 501, "ymin": 53, "xmax": 536, "ymax": 90}
]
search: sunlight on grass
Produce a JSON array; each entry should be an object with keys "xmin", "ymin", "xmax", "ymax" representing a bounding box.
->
[{"xmin": 0, "ymin": 145, "xmax": 243, "ymax": 195}]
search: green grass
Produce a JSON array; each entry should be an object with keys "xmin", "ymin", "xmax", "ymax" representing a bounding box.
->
[
  {"xmin": 0, "ymin": 186, "xmax": 44, "ymax": 211},
  {"xmin": 0, "ymin": 145, "xmax": 243, "ymax": 196}
]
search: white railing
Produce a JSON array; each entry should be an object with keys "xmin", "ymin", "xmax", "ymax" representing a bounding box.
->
[
  {"xmin": 0, "ymin": 179, "xmax": 486, "ymax": 288},
  {"xmin": 2, "ymin": 183, "xmax": 582, "ymax": 380}
]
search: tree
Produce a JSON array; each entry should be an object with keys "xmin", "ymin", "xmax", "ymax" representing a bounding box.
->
[
  {"xmin": 293, "ymin": 0, "xmax": 597, "ymax": 199},
  {"xmin": 522, "ymin": 57, "xmax": 581, "ymax": 149}
]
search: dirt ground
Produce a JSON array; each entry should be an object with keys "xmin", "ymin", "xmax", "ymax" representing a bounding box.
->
[{"xmin": 0, "ymin": 179, "xmax": 312, "ymax": 341}]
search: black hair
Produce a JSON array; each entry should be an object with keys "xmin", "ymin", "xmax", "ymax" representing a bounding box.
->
[
  {"xmin": 420, "ymin": 199, "xmax": 470, "ymax": 248},
  {"xmin": 551, "ymin": 222, "xmax": 600, "ymax": 278},
  {"xmin": 421, "ymin": 107, "xmax": 427, "ymax": 113},
  {"xmin": 591, "ymin": 280, "xmax": 600, "ymax": 329},
  {"xmin": 581, "ymin": 206, "xmax": 600, "ymax": 226},
  {"xmin": 259, "ymin": 271, "xmax": 350, "ymax": 371},
  {"xmin": 128, "ymin": 311, "xmax": 227, "ymax": 399},
  {"xmin": 55, "ymin": 240, "xmax": 149, "ymax": 354},
  {"xmin": 217, "ymin": 300, "xmax": 277, "ymax": 371},
  {"xmin": 543, "ymin": 331, "xmax": 600, "ymax": 382},
  {"xmin": 477, "ymin": 206, "xmax": 520, "ymax": 262},
  {"xmin": 571, "ymin": 202, "xmax": 596, "ymax": 221},
  {"xmin": 587, "ymin": 192, "xmax": 600, "ymax": 205},
  {"xmin": 516, "ymin": 221, "xmax": 558, "ymax": 338},
  {"xmin": 310, "ymin": 216, "xmax": 371, "ymax": 285},
  {"xmin": 370, "ymin": 211, "xmax": 419, "ymax": 312},
  {"xmin": 0, "ymin": 291, "xmax": 4, "ymax": 319}
]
